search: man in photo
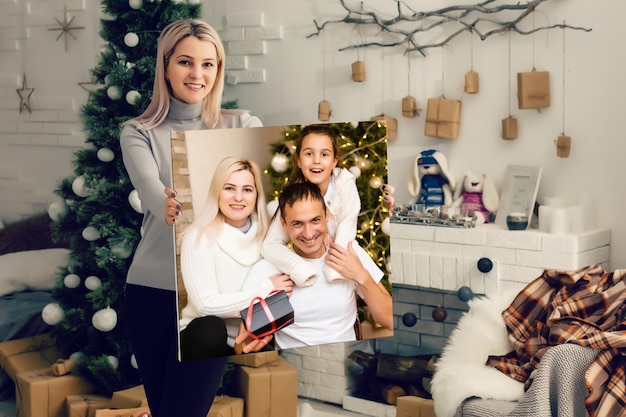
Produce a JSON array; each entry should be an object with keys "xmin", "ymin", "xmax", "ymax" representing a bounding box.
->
[{"xmin": 236, "ymin": 181, "xmax": 392, "ymax": 352}]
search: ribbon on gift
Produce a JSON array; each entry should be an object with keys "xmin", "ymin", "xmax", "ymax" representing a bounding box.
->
[
  {"xmin": 0, "ymin": 337, "xmax": 56, "ymax": 374},
  {"xmin": 244, "ymin": 291, "xmax": 293, "ymax": 340},
  {"xmin": 51, "ymin": 358, "xmax": 75, "ymax": 376}
]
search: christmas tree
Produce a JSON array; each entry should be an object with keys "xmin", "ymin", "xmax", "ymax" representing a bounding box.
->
[
  {"xmin": 45, "ymin": 0, "xmax": 201, "ymax": 394},
  {"xmin": 264, "ymin": 121, "xmax": 391, "ymax": 290}
]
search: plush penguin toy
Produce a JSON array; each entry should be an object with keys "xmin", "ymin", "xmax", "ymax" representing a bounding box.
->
[{"xmin": 408, "ymin": 149, "xmax": 455, "ymax": 207}]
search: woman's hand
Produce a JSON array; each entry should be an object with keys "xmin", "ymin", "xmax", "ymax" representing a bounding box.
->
[
  {"xmin": 383, "ymin": 185, "xmax": 395, "ymax": 211},
  {"xmin": 269, "ymin": 273, "xmax": 294, "ymax": 297},
  {"xmin": 234, "ymin": 322, "xmax": 273, "ymax": 354},
  {"xmin": 164, "ymin": 187, "xmax": 181, "ymax": 225}
]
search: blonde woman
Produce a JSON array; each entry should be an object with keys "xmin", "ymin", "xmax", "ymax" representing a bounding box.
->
[
  {"xmin": 120, "ymin": 19, "xmax": 261, "ymax": 417},
  {"xmin": 179, "ymin": 157, "xmax": 292, "ymax": 359}
]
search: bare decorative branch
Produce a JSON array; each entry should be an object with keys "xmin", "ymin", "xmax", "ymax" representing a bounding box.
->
[{"xmin": 308, "ymin": 0, "xmax": 592, "ymax": 56}]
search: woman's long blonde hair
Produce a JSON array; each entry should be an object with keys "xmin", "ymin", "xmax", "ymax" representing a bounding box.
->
[
  {"xmin": 185, "ymin": 157, "xmax": 269, "ymax": 242},
  {"xmin": 132, "ymin": 19, "xmax": 226, "ymax": 130}
]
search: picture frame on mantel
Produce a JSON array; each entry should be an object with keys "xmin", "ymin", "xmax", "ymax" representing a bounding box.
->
[{"xmin": 495, "ymin": 165, "xmax": 542, "ymax": 230}]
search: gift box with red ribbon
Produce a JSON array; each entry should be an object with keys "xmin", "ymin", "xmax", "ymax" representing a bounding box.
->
[{"xmin": 240, "ymin": 290, "xmax": 294, "ymax": 339}]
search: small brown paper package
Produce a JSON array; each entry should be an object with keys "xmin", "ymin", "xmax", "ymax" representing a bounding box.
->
[
  {"xmin": 501, "ymin": 116, "xmax": 518, "ymax": 140},
  {"xmin": 227, "ymin": 350, "xmax": 278, "ymax": 368},
  {"xmin": 395, "ymin": 395, "xmax": 436, "ymax": 417},
  {"xmin": 370, "ymin": 114, "xmax": 397, "ymax": 140},
  {"xmin": 402, "ymin": 96, "xmax": 417, "ymax": 118},
  {"xmin": 464, "ymin": 71, "xmax": 479, "ymax": 94},
  {"xmin": 108, "ymin": 384, "xmax": 148, "ymax": 409},
  {"xmin": 557, "ymin": 134, "xmax": 571, "ymax": 158},
  {"xmin": 51, "ymin": 358, "xmax": 75, "ymax": 376},
  {"xmin": 208, "ymin": 395, "xmax": 245, "ymax": 417},
  {"xmin": 0, "ymin": 334, "xmax": 60, "ymax": 381},
  {"xmin": 15, "ymin": 367, "xmax": 94, "ymax": 417},
  {"xmin": 232, "ymin": 356, "xmax": 297, "ymax": 417},
  {"xmin": 66, "ymin": 394, "xmax": 111, "ymax": 417},
  {"xmin": 317, "ymin": 100, "xmax": 331, "ymax": 121},
  {"xmin": 95, "ymin": 406, "xmax": 150, "ymax": 417},
  {"xmin": 517, "ymin": 70, "xmax": 550, "ymax": 109},
  {"xmin": 424, "ymin": 97, "xmax": 462, "ymax": 139},
  {"xmin": 351, "ymin": 61, "xmax": 366, "ymax": 82}
]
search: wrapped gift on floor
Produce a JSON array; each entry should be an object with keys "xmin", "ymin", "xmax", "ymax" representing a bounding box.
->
[
  {"xmin": 395, "ymin": 395, "xmax": 435, "ymax": 417},
  {"xmin": 15, "ymin": 367, "xmax": 94, "ymax": 417},
  {"xmin": 424, "ymin": 97, "xmax": 462, "ymax": 139},
  {"xmin": 208, "ymin": 395, "xmax": 244, "ymax": 417},
  {"xmin": 0, "ymin": 333, "xmax": 60, "ymax": 381},
  {"xmin": 517, "ymin": 70, "xmax": 550, "ymax": 109},
  {"xmin": 66, "ymin": 394, "xmax": 111, "ymax": 417},
  {"xmin": 95, "ymin": 406, "xmax": 150, "ymax": 417},
  {"xmin": 108, "ymin": 384, "xmax": 148, "ymax": 409},
  {"xmin": 232, "ymin": 356, "xmax": 297, "ymax": 417},
  {"xmin": 227, "ymin": 350, "xmax": 278, "ymax": 368},
  {"xmin": 240, "ymin": 290, "xmax": 294, "ymax": 339}
]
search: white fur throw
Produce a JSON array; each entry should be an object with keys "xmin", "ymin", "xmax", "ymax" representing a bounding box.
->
[
  {"xmin": 0, "ymin": 248, "xmax": 69, "ymax": 296},
  {"xmin": 431, "ymin": 291, "xmax": 525, "ymax": 417}
]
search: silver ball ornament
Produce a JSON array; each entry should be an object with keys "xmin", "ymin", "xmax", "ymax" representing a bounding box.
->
[
  {"xmin": 369, "ymin": 176, "xmax": 383, "ymax": 189},
  {"xmin": 126, "ymin": 90, "xmax": 141, "ymax": 105},
  {"xmin": 124, "ymin": 32, "xmax": 139, "ymax": 48},
  {"xmin": 72, "ymin": 175, "xmax": 89, "ymax": 197},
  {"xmin": 64, "ymin": 274, "xmax": 81, "ymax": 288},
  {"xmin": 381, "ymin": 217, "xmax": 390, "ymax": 235},
  {"xmin": 84, "ymin": 276, "xmax": 102, "ymax": 291},
  {"xmin": 107, "ymin": 355, "xmax": 119, "ymax": 369},
  {"xmin": 82, "ymin": 226, "xmax": 101, "ymax": 241},
  {"xmin": 271, "ymin": 153, "xmax": 289, "ymax": 173},
  {"xmin": 128, "ymin": 0, "xmax": 143, "ymax": 9},
  {"xmin": 349, "ymin": 166, "xmax": 361, "ymax": 178},
  {"xmin": 107, "ymin": 86, "xmax": 122, "ymax": 100},
  {"xmin": 97, "ymin": 148, "xmax": 115, "ymax": 162},
  {"xmin": 128, "ymin": 189, "xmax": 142, "ymax": 213},
  {"xmin": 92, "ymin": 307, "xmax": 118, "ymax": 332},
  {"xmin": 42, "ymin": 303, "xmax": 65, "ymax": 325},
  {"xmin": 48, "ymin": 200, "xmax": 68, "ymax": 221}
]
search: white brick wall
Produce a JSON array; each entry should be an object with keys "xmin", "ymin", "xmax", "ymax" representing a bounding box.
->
[
  {"xmin": 280, "ymin": 340, "xmax": 374, "ymax": 406},
  {"xmin": 220, "ymin": 12, "xmax": 282, "ymax": 85},
  {"xmin": 389, "ymin": 222, "xmax": 611, "ymax": 296}
]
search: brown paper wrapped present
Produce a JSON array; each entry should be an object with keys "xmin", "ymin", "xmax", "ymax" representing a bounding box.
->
[
  {"xmin": 15, "ymin": 367, "xmax": 94, "ymax": 417},
  {"xmin": 501, "ymin": 116, "xmax": 518, "ymax": 140},
  {"xmin": 395, "ymin": 395, "xmax": 435, "ymax": 417},
  {"xmin": 95, "ymin": 406, "xmax": 150, "ymax": 417},
  {"xmin": 424, "ymin": 97, "xmax": 462, "ymax": 139},
  {"xmin": 66, "ymin": 394, "xmax": 111, "ymax": 417},
  {"xmin": 370, "ymin": 114, "xmax": 397, "ymax": 140},
  {"xmin": 108, "ymin": 384, "xmax": 148, "ymax": 409},
  {"xmin": 464, "ymin": 71, "xmax": 479, "ymax": 94},
  {"xmin": 0, "ymin": 333, "xmax": 60, "ymax": 381},
  {"xmin": 51, "ymin": 358, "xmax": 75, "ymax": 376},
  {"xmin": 352, "ymin": 61, "xmax": 366, "ymax": 82},
  {"xmin": 227, "ymin": 350, "xmax": 278, "ymax": 368},
  {"xmin": 517, "ymin": 70, "xmax": 550, "ymax": 109},
  {"xmin": 556, "ymin": 134, "xmax": 571, "ymax": 158},
  {"xmin": 208, "ymin": 395, "xmax": 244, "ymax": 417},
  {"xmin": 232, "ymin": 356, "xmax": 297, "ymax": 417},
  {"xmin": 317, "ymin": 100, "xmax": 332, "ymax": 121}
]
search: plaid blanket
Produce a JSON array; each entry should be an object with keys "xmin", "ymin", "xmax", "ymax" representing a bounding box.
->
[{"xmin": 487, "ymin": 264, "xmax": 626, "ymax": 417}]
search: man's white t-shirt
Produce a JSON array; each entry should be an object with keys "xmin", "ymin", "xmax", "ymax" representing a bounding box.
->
[{"xmin": 246, "ymin": 241, "xmax": 384, "ymax": 349}]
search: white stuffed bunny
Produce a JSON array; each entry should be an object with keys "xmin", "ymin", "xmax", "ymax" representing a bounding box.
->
[
  {"xmin": 408, "ymin": 149, "xmax": 455, "ymax": 207},
  {"xmin": 452, "ymin": 171, "xmax": 499, "ymax": 224}
]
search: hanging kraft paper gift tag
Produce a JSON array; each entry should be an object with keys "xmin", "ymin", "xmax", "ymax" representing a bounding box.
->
[
  {"xmin": 556, "ymin": 134, "xmax": 571, "ymax": 158},
  {"xmin": 351, "ymin": 61, "xmax": 366, "ymax": 82},
  {"xmin": 501, "ymin": 116, "xmax": 518, "ymax": 140},
  {"xmin": 464, "ymin": 71, "xmax": 479, "ymax": 94},
  {"xmin": 318, "ymin": 100, "xmax": 331, "ymax": 121},
  {"xmin": 424, "ymin": 97, "xmax": 462, "ymax": 139},
  {"xmin": 402, "ymin": 95, "xmax": 417, "ymax": 118},
  {"xmin": 517, "ymin": 70, "xmax": 551, "ymax": 109}
]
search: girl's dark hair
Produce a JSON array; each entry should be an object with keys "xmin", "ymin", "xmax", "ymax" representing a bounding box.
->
[{"xmin": 287, "ymin": 124, "xmax": 339, "ymax": 185}]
